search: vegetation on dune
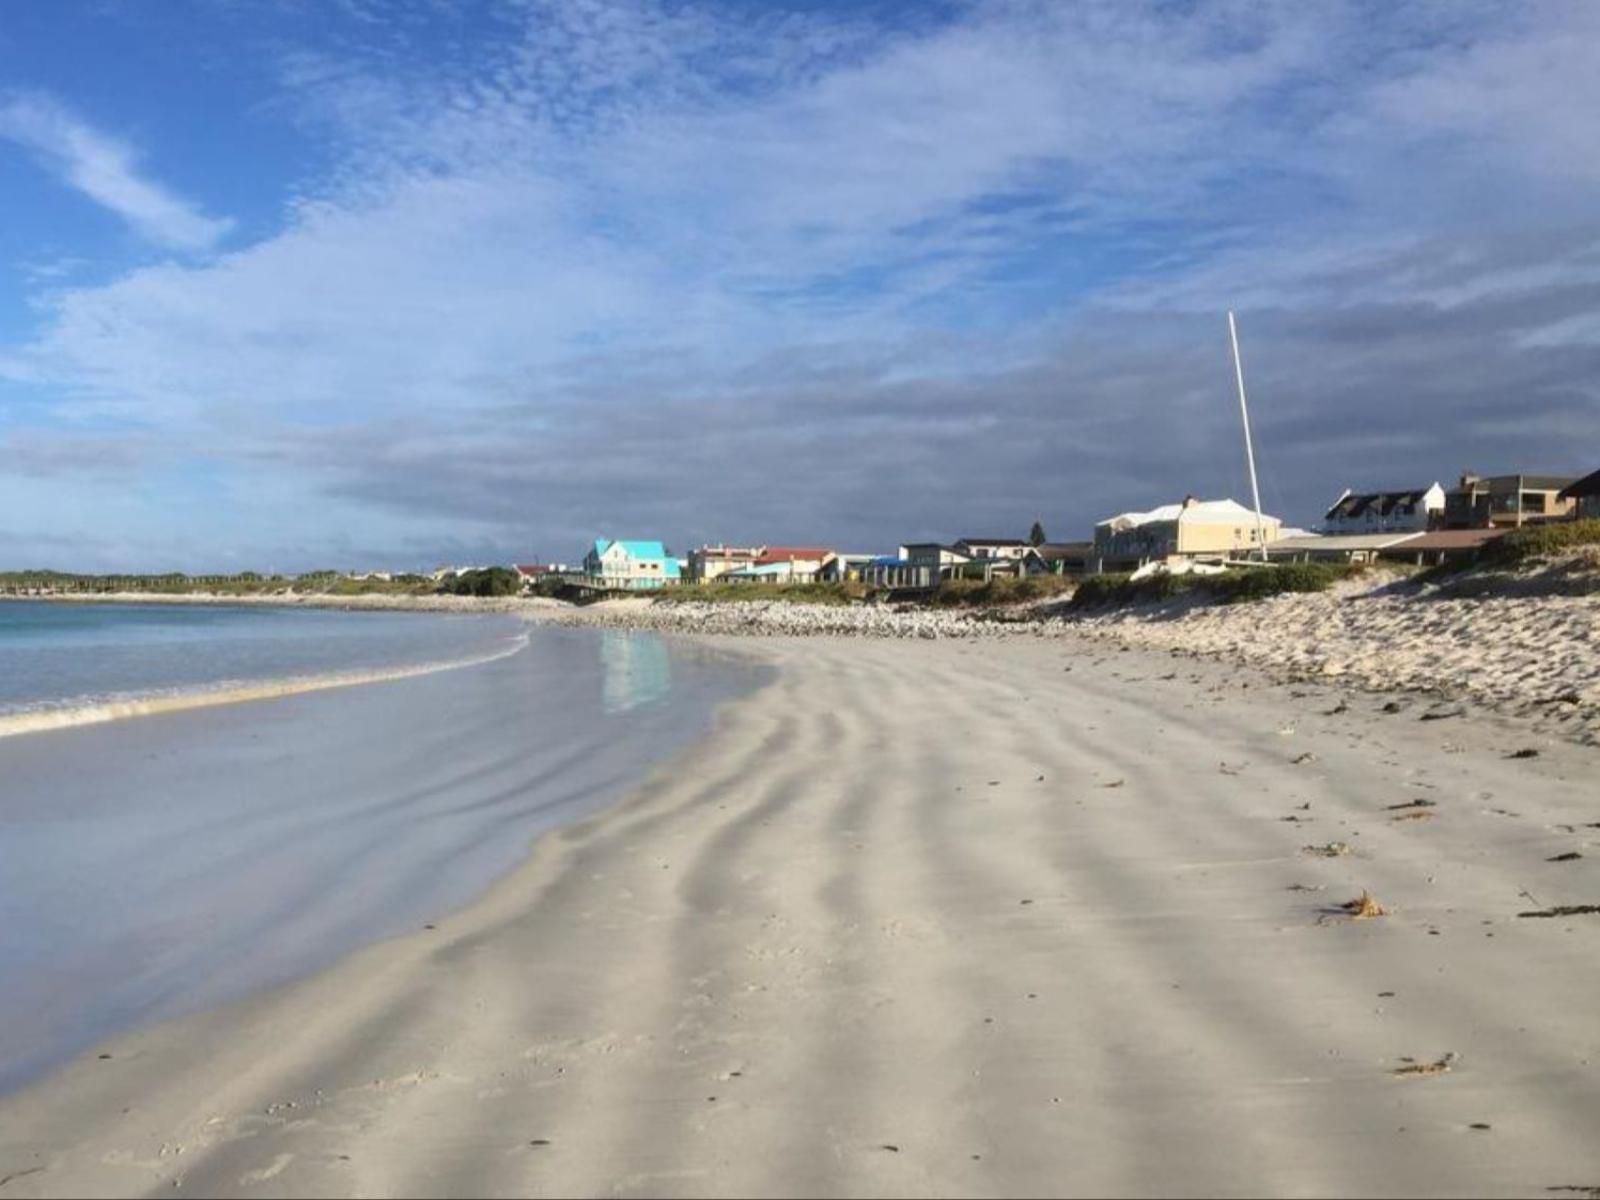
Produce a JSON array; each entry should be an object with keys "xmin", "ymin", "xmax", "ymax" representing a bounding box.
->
[
  {"xmin": 0, "ymin": 569, "xmax": 435, "ymax": 597},
  {"xmin": 1481, "ymin": 518, "xmax": 1600, "ymax": 566},
  {"xmin": 655, "ymin": 581, "xmax": 869, "ymax": 605},
  {"xmin": 438, "ymin": 566, "xmax": 522, "ymax": 597},
  {"xmin": 1067, "ymin": 562, "xmax": 1357, "ymax": 611},
  {"xmin": 928, "ymin": 574, "xmax": 1075, "ymax": 607}
]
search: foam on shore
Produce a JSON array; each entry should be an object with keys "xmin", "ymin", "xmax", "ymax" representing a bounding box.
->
[{"xmin": 0, "ymin": 631, "xmax": 529, "ymax": 740}]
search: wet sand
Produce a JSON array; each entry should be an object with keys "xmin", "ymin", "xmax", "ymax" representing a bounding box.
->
[{"xmin": 2, "ymin": 635, "xmax": 1597, "ymax": 1198}]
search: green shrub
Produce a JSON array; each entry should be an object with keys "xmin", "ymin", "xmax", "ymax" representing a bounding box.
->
[
  {"xmin": 655, "ymin": 581, "xmax": 867, "ymax": 606},
  {"xmin": 1068, "ymin": 562, "xmax": 1353, "ymax": 610},
  {"xmin": 1482, "ymin": 519, "xmax": 1600, "ymax": 566},
  {"xmin": 931, "ymin": 574, "xmax": 1077, "ymax": 607}
]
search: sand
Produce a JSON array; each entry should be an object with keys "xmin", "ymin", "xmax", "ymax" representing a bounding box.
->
[{"xmin": 2, "ymin": 635, "xmax": 1598, "ymax": 1198}]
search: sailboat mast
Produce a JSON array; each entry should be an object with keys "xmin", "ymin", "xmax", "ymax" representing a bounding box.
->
[{"xmin": 1228, "ymin": 310, "xmax": 1269, "ymax": 563}]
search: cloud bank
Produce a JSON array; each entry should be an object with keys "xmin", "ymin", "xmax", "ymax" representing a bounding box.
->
[{"xmin": 2, "ymin": 0, "xmax": 1598, "ymax": 571}]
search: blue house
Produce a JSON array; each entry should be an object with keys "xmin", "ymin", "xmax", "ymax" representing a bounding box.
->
[{"xmin": 582, "ymin": 539, "xmax": 681, "ymax": 590}]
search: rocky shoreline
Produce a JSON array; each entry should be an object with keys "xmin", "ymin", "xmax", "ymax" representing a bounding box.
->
[{"xmin": 544, "ymin": 588, "xmax": 1600, "ymax": 744}]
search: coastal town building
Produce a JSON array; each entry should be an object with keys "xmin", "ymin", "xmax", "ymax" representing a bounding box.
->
[
  {"xmin": 1029, "ymin": 541, "xmax": 1094, "ymax": 575},
  {"xmin": 1321, "ymin": 484, "xmax": 1445, "ymax": 534},
  {"xmin": 1267, "ymin": 532, "xmax": 1423, "ymax": 564},
  {"xmin": 1442, "ymin": 473, "xmax": 1577, "ymax": 528},
  {"xmin": 687, "ymin": 545, "xmax": 763, "ymax": 583},
  {"xmin": 582, "ymin": 539, "xmax": 680, "ymax": 590},
  {"xmin": 815, "ymin": 553, "xmax": 877, "ymax": 583},
  {"xmin": 1559, "ymin": 469, "xmax": 1600, "ymax": 520},
  {"xmin": 861, "ymin": 555, "xmax": 938, "ymax": 589},
  {"xmin": 953, "ymin": 538, "xmax": 1031, "ymax": 560},
  {"xmin": 1093, "ymin": 497, "xmax": 1284, "ymax": 570},
  {"xmin": 899, "ymin": 543, "xmax": 974, "ymax": 579},
  {"xmin": 1378, "ymin": 528, "xmax": 1507, "ymax": 567}
]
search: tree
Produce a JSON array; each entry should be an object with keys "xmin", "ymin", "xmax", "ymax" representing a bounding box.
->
[{"xmin": 1029, "ymin": 519, "xmax": 1047, "ymax": 547}]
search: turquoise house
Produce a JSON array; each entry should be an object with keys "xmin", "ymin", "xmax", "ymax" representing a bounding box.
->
[{"xmin": 582, "ymin": 539, "xmax": 681, "ymax": 590}]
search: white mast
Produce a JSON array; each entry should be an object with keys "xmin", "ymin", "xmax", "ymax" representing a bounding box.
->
[{"xmin": 1228, "ymin": 310, "xmax": 1269, "ymax": 563}]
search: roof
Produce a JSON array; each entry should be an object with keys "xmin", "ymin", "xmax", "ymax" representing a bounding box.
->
[
  {"xmin": 956, "ymin": 537, "xmax": 1029, "ymax": 547},
  {"xmin": 1324, "ymin": 486, "xmax": 1439, "ymax": 521},
  {"xmin": 1454, "ymin": 474, "xmax": 1580, "ymax": 492},
  {"xmin": 1385, "ymin": 529, "xmax": 1508, "ymax": 551},
  {"xmin": 723, "ymin": 561, "xmax": 813, "ymax": 578},
  {"xmin": 1098, "ymin": 498, "xmax": 1278, "ymax": 529},
  {"xmin": 691, "ymin": 545, "xmax": 762, "ymax": 558},
  {"xmin": 756, "ymin": 546, "xmax": 832, "ymax": 563},
  {"xmin": 1519, "ymin": 474, "xmax": 1580, "ymax": 491},
  {"xmin": 1559, "ymin": 468, "xmax": 1600, "ymax": 499},
  {"xmin": 593, "ymin": 539, "xmax": 669, "ymax": 559},
  {"xmin": 1035, "ymin": 541, "xmax": 1093, "ymax": 559},
  {"xmin": 1271, "ymin": 533, "xmax": 1423, "ymax": 552}
]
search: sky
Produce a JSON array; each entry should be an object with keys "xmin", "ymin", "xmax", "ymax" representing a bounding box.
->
[{"xmin": 2, "ymin": 0, "xmax": 1598, "ymax": 573}]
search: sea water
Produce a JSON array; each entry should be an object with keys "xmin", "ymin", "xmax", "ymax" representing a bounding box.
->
[
  {"xmin": 0, "ymin": 603, "xmax": 764, "ymax": 1093},
  {"xmin": 0, "ymin": 601, "xmax": 527, "ymax": 730}
]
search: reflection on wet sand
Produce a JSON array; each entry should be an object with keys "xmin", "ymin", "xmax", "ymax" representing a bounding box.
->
[{"xmin": 599, "ymin": 630, "xmax": 673, "ymax": 713}]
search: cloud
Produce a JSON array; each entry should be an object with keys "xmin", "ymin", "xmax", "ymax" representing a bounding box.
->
[
  {"xmin": 0, "ymin": 92, "xmax": 233, "ymax": 252},
  {"xmin": 2, "ymin": 1, "xmax": 1600, "ymax": 570}
]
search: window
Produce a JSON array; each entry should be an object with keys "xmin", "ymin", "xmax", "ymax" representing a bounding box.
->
[{"xmin": 1522, "ymin": 492, "xmax": 1547, "ymax": 513}]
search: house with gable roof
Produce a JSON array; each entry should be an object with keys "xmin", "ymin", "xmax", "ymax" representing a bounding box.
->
[
  {"xmin": 582, "ymin": 539, "xmax": 681, "ymax": 590},
  {"xmin": 1321, "ymin": 484, "xmax": 1445, "ymax": 534}
]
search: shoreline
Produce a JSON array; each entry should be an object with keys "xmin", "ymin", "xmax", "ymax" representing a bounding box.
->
[
  {"xmin": 2, "ymin": 633, "xmax": 1597, "ymax": 1197},
  {"xmin": 0, "ymin": 590, "xmax": 557, "ymax": 615},
  {"xmin": 0, "ymin": 623, "xmax": 766, "ymax": 1099},
  {"xmin": 9, "ymin": 582, "xmax": 1599, "ymax": 746}
]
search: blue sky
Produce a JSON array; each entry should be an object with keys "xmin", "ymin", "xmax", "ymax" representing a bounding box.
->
[{"xmin": 2, "ymin": 0, "xmax": 1598, "ymax": 572}]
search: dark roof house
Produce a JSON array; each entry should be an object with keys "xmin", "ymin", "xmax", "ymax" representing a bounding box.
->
[{"xmin": 1558, "ymin": 469, "xmax": 1600, "ymax": 500}]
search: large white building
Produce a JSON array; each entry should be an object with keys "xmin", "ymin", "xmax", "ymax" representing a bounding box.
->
[
  {"xmin": 1322, "ymin": 484, "xmax": 1445, "ymax": 534},
  {"xmin": 1094, "ymin": 497, "xmax": 1284, "ymax": 567}
]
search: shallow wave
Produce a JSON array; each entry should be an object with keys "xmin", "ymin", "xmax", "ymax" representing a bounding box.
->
[{"xmin": 0, "ymin": 631, "xmax": 530, "ymax": 740}]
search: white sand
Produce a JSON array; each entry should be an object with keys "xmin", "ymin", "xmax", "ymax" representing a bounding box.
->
[
  {"xmin": 1069, "ymin": 580, "xmax": 1600, "ymax": 742},
  {"xmin": 2, "ymin": 636, "xmax": 1598, "ymax": 1198}
]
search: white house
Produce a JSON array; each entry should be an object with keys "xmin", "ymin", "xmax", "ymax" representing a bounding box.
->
[
  {"xmin": 1094, "ymin": 497, "xmax": 1284, "ymax": 567},
  {"xmin": 1322, "ymin": 484, "xmax": 1445, "ymax": 534},
  {"xmin": 953, "ymin": 537, "xmax": 1031, "ymax": 560}
]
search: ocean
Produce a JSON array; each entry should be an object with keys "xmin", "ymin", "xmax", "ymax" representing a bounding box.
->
[
  {"xmin": 0, "ymin": 601, "xmax": 529, "ymax": 733},
  {"xmin": 0, "ymin": 602, "xmax": 763, "ymax": 1093}
]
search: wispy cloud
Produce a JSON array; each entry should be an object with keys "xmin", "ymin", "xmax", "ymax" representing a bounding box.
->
[{"xmin": 0, "ymin": 92, "xmax": 233, "ymax": 252}]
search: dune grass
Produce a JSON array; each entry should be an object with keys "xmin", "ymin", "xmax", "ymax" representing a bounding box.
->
[
  {"xmin": 1481, "ymin": 518, "xmax": 1600, "ymax": 566},
  {"xmin": 1068, "ymin": 562, "xmax": 1356, "ymax": 611},
  {"xmin": 654, "ymin": 581, "xmax": 870, "ymax": 606},
  {"xmin": 928, "ymin": 575, "xmax": 1076, "ymax": 607}
]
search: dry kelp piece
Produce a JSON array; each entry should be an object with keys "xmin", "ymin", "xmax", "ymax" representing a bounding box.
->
[
  {"xmin": 1340, "ymin": 891, "xmax": 1388, "ymax": 919},
  {"xmin": 1392, "ymin": 1052, "xmax": 1456, "ymax": 1078},
  {"xmin": 1386, "ymin": 798, "xmax": 1437, "ymax": 811},
  {"xmin": 1303, "ymin": 841, "xmax": 1352, "ymax": 858},
  {"xmin": 1518, "ymin": 905, "xmax": 1600, "ymax": 919}
]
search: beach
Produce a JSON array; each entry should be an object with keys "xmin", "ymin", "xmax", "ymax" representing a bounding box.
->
[{"xmin": 3, "ymin": 633, "xmax": 1597, "ymax": 1198}]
